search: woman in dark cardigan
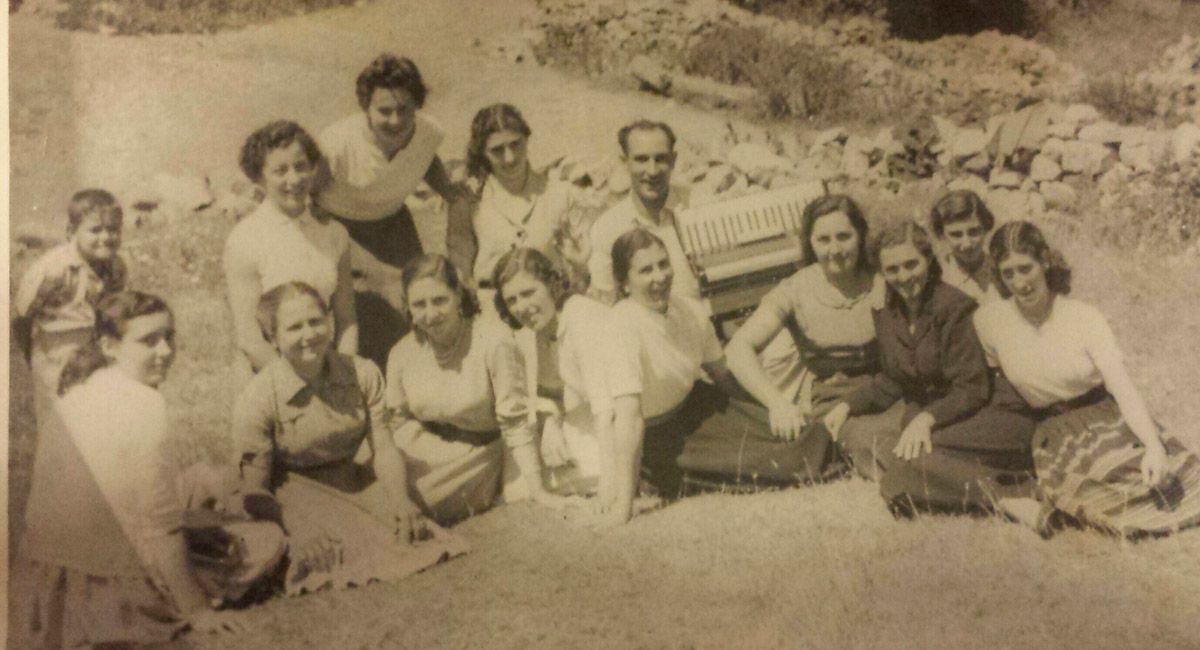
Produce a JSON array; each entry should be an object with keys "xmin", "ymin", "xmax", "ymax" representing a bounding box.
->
[{"xmin": 824, "ymin": 219, "xmax": 1037, "ymax": 516}]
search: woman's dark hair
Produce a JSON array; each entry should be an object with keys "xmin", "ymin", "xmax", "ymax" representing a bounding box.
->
[
  {"xmin": 238, "ymin": 120, "xmax": 323, "ymax": 184},
  {"xmin": 929, "ymin": 189, "xmax": 995, "ymax": 238},
  {"xmin": 799, "ymin": 194, "xmax": 870, "ymax": 272},
  {"xmin": 256, "ymin": 282, "xmax": 329, "ymax": 345},
  {"xmin": 466, "ymin": 103, "xmax": 532, "ymax": 183},
  {"xmin": 356, "ymin": 53, "xmax": 427, "ymax": 110},
  {"xmin": 67, "ymin": 188, "xmax": 123, "ymax": 233},
  {"xmin": 401, "ymin": 254, "xmax": 480, "ymax": 323},
  {"xmin": 869, "ymin": 219, "xmax": 942, "ymax": 301},
  {"xmin": 58, "ymin": 291, "xmax": 173, "ymax": 396},
  {"xmin": 611, "ymin": 228, "xmax": 668, "ymax": 295},
  {"xmin": 989, "ymin": 221, "xmax": 1073, "ymax": 298},
  {"xmin": 491, "ymin": 247, "xmax": 580, "ymax": 330}
]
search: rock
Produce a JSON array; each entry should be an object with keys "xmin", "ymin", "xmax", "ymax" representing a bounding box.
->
[
  {"xmin": 728, "ymin": 142, "xmax": 791, "ymax": 178},
  {"xmin": 1027, "ymin": 190, "xmax": 1046, "ymax": 217},
  {"xmin": 688, "ymin": 164, "xmax": 738, "ymax": 205},
  {"xmin": 932, "ymin": 115, "xmax": 958, "ymax": 148},
  {"xmin": 948, "ymin": 174, "xmax": 989, "ymax": 196},
  {"xmin": 989, "ymin": 168, "xmax": 1022, "ymax": 189},
  {"xmin": 949, "ymin": 127, "xmax": 989, "ymax": 161},
  {"xmin": 1060, "ymin": 140, "xmax": 1114, "ymax": 178},
  {"xmin": 793, "ymin": 156, "xmax": 842, "ymax": 182},
  {"xmin": 153, "ymin": 173, "xmax": 214, "ymax": 213},
  {"xmin": 962, "ymin": 152, "xmax": 992, "ymax": 174},
  {"xmin": 1097, "ymin": 163, "xmax": 1134, "ymax": 195},
  {"xmin": 1029, "ymin": 154, "xmax": 1062, "ymax": 182},
  {"xmin": 1039, "ymin": 137, "xmax": 1067, "ymax": 163},
  {"xmin": 1172, "ymin": 122, "xmax": 1200, "ymax": 164},
  {"xmin": 1039, "ymin": 181, "xmax": 1076, "ymax": 210},
  {"xmin": 1119, "ymin": 134, "xmax": 1170, "ymax": 174},
  {"xmin": 842, "ymin": 149, "xmax": 871, "ymax": 178},
  {"xmin": 1077, "ymin": 120, "xmax": 1130, "ymax": 145},
  {"xmin": 986, "ymin": 188, "xmax": 1032, "ymax": 221},
  {"xmin": 1047, "ymin": 121, "xmax": 1078, "ymax": 140},
  {"xmin": 1061, "ymin": 104, "xmax": 1102, "ymax": 128},
  {"xmin": 844, "ymin": 134, "xmax": 876, "ymax": 156},
  {"xmin": 873, "ymin": 128, "xmax": 905, "ymax": 158},
  {"xmin": 629, "ymin": 55, "xmax": 672, "ymax": 94},
  {"xmin": 812, "ymin": 127, "xmax": 847, "ymax": 148}
]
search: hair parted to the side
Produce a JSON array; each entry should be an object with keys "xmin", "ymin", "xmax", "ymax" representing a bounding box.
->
[
  {"xmin": 256, "ymin": 282, "xmax": 330, "ymax": 346},
  {"xmin": 617, "ymin": 119, "xmax": 677, "ymax": 155},
  {"xmin": 238, "ymin": 120, "xmax": 323, "ymax": 184},
  {"xmin": 929, "ymin": 189, "xmax": 996, "ymax": 237},
  {"xmin": 466, "ymin": 103, "xmax": 533, "ymax": 184},
  {"xmin": 356, "ymin": 53, "xmax": 428, "ymax": 110},
  {"xmin": 57, "ymin": 291, "xmax": 173, "ymax": 396},
  {"xmin": 799, "ymin": 194, "xmax": 871, "ymax": 271},
  {"xmin": 401, "ymin": 254, "xmax": 480, "ymax": 322},
  {"xmin": 611, "ymin": 228, "xmax": 668, "ymax": 295},
  {"xmin": 869, "ymin": 219, "xmax": 942, "ymax": 298},
  {"xmin": 491, "ymin": 247, "xmax": 580, "ymax": 330},
  {"xmin": 988, "ymin": 221, "xmax": 1073, "ymax": 298},
  {"xmin": 67, "ymin": 189, "xmax": 123, "ymax": 233}
]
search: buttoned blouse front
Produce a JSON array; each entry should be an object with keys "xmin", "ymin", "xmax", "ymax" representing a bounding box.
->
[
  {"xmin": 471, "ymin": 173, "xmax": 575, "ymax": 283},
  {"xmin": 231, "ymin": 353, "xmax": 385, "ymax": 471},
  {"xmin": 224, "ymin": 199, "xmax": 349, "ymax": 303},
  {"xmin": 15, "ymin": 243, "xmax": 128, "ymax": 334},
  {"xmin": 605, "ymin": 295, "xmax": 723, "ymax": 419},
  {"xmin": 385, "ymin": 318, "xmax": 534, "ymax": 448},
  {"xmin": 758, "ymin": 264, "xmax": 884, "ymax": 349},
  {"xmin": 843, "ymin": 282, "xmax": 990, "ymax": 427}
]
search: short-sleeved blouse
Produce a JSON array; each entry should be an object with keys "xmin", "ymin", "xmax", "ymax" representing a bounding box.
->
[
  {"xmin": 757, "ymin": 264, "xmax": 885, "ymax": 350},
  {"xmin": 605, "ymin": 295, "xmax": 723, "ymax": 419},
  {"xmin": 231, "ymin": 352, "xmax": 386, "ymax": 472},
  {"xmin": 471, "ymin": 173, "xmax": 574, "ymax": 283},
  {"xmin": 974, "ymin": 296, "xmax": 1122, "ymax": 409},
  {"xmin": 386, "ymin": 318, "xmax": 533, "ymax": 448},
  {"xmin": 556, "ymin": 295, "xmax": 615, "ymax": 414},
  {"xmin": 223, "ymin": 199, "xmax": 349, "ymax": 303}
]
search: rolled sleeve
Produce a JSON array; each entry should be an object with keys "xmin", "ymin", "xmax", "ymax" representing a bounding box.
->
[
  {"xmin": 353, "ymin": 356, "xmax": 389, "ymax": 434},
  {"xmin": 230, "ymin": 373, "xmax": 278, "ymax": 475}
]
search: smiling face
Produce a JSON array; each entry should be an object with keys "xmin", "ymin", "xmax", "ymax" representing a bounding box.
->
[
  {"xmin": 879, "ymin": 242, "xmax": 931, "ymax": 306},
  {"xmin": 623, "ymin": 128, "xmax": 675, "ymax": 209},
  {"xmin": 942, "ymin": 215, "xmax": 987, "ymax": 269},
  {"xmin": 261, "ymin": 140, "xmax": 316, "ymax": 218},
  {"xmin": 810, "ymin": 211, "xmax": 861, "ymax": 278},
  {"xmin": 71, "ymin": 212, "xmax": 122, "ymax": 264},
  {"xmin": 407, "ymin": 276, "xmax": 464, "ymax": 346},
  {"xmin": 366, "ymin": 87, "xmax": 418, "ymax": 152},
  {"xmin": 484, "ymin": 129, "xmax": 529, "ymax": 186},
  {"xmin": 997, "ymin": 252, "xmax": 1051, "ymax": 317},
  {"xmin": 501, "ymin": 271, "xmax": 558, "ymax": 334},
  {"xmin": 273, "ymin": 293, "xmax": 333, "ymax": 372},
  {"xmin": 104, "ymin": 311, "xmax": 176, "ymax": 388},
  {"xmin": 624, "ymin": 244, "xmax": 673, "ymax": 313}
]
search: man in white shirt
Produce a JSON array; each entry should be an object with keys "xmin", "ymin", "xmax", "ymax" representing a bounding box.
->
[{"xmin": 586, "ymin": 120, "xmax": 700, "ymax": 304}]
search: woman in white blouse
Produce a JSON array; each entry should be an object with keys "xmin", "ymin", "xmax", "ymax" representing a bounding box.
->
[{"xmin": 975, "ymin": 221, "xmax": 1200, "ymax": 536}]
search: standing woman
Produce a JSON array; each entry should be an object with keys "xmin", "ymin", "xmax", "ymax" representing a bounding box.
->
[
  {"xmin": 224, "ymin": 120, "xmax": 357, "ymax": 387},
  {"xmin": 975, "ymin": 221, "xmax": 1200, "ymax": 535},
  {"xmin": 385, "ymin": 255, "xmax": 568, "ymax": 522},
  {"xmin": 929, "ymin": 190, "xmax": 1001, "ymax": 303},
  {"xmin": 822, "ymin": 221, "xmax": 1037, "ymax": 516},
  {"xmin": 492, "ymin": 247, "xmax": 611, "ymax": 496},
  {"xmin": 446, "ymin": 104, "xmax": 587, "ymax": 292},
  {"xmin": 725, "ymin": 195, "xmax": 888, "ymax": 478},
  {"xmin": 231, "ymin": 282, "xmax": 466, "ymax": 596},
  {"xmin": 318, "ymin": 53, "xmax": 464, "ymax": 369}
]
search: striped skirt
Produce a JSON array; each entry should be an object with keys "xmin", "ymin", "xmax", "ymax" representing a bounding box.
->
[{"xmin": 1033, "ymin": 398, "xmax": 1200, "ymax": 536}]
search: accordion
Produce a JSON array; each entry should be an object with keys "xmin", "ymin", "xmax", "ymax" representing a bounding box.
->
[{"xmin": 675, "ymin": 181, "xmax": 827, "ymax": 340}]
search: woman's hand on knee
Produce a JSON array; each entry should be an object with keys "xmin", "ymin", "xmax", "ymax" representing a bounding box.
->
[
  {"xmin": 894, "ymin": 413, "xmax": 934, "ymax": 461},
  {"xmin": 822, "ymin": 402, "xmax": 851, "ymax": 442},
  {"xmin": 394, "ymin": 499, "xmax": 431, "ymax": 544},
  {"xmin": 768, "ymin": 398, "xmax": 807, "ymax": 441}
]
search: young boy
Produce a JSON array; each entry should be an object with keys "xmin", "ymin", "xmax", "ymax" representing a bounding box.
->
[{"xmin": 14, "ymin": 189, "xmax": 128, "ymax": 393}]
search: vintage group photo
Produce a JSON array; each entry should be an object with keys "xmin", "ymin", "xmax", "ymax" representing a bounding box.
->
[{"xmin": 7, "ymin": 0, "xmax": 1200, "ymax": 647}]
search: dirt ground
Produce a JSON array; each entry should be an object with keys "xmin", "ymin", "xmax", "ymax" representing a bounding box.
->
[{"xmin": 9, "ymin": 1, "xmax": 1200, "ymax": 648}]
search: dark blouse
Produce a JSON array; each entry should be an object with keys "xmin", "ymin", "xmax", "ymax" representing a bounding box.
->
[{"xmin": 843, "ymin": 281, "xmax": 989, "ymax": 429}]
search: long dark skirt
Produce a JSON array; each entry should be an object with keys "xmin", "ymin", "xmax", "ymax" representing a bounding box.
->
[
  {"xmin": 1034, "ymin": 398, "xmax": 1200, "ymax": 536},
  {"xmin": 330, "ymin": 206, "xmax": 423, "ymax": 370}
]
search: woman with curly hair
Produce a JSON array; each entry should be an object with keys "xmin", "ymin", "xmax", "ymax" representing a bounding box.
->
[{"xmin": 975, "ymin": 221, "xmax": 1200, "ymax": 536}]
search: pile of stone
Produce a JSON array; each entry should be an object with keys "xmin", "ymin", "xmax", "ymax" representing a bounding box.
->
[{"xmin": 1137, "ymin": 35, "xmax": 1200, "ymax": 123}]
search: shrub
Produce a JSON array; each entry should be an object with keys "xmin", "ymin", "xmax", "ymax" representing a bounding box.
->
[
  {"xmin": 1081, "ymin": 73, "xmax": 1159, "ymax": 125},
  {"xmin": 55, "ymin": 0, "xmax": 359, "ymax": 35},
  {"xmin": 729, "ymin": 0, "xmax": 886, "ymax": 22},
  {"xmin": 884, "ymin": 0, "xmax": 1035, "ymax": 40}
]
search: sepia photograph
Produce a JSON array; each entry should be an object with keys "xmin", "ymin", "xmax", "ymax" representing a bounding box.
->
[{"xmin": 6, "ymin": 0, "xmax": 1200, "ymax": 646}]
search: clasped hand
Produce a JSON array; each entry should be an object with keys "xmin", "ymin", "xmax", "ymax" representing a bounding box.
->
[{"xmin": 893, "ymin": 413, "xmax": 935, "ymax": 461}]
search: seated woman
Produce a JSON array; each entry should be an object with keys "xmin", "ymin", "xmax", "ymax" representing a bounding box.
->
[
  {"xmin": 725, "ymin": 194, "xmax": 887, "ymax": 479},
  {"xmin": 447, "ymin": 103, "xmax": 589, "ymax": 292},
  {"xmin": 929, "ymin": 190, "xmax": 1001, "ymax": 303},
  {"xmin": 224, "ymin": 120, "xmax": 356, "ymax": 387},
  {"xmin": 492, "ymin": 247, "xmax": 611, "ymax": 496},
  {"xmin": 231, "ymin": 282, "xmax": 466, "ymax": 596},
  {"xmin": 12, "ymin": 291, "xmax": 285, "ymax": 647},
  {"xmin": 822, "ymin": 220, "xmax": 1038, "ymax": 516},
  {"xmin": 975, "ymin": 221, "xmax": 1200, "ymax": 536},
  {"xmin": 385, "ymin": 254, "xmax": 569, "ymax": 522},
  {"xmin": 317, "ymin": 53, "xmax": 464, "ymax": 369},
  {"xmin": 602, "ymin": 229, "xmax": 817, "ymax": 524}
]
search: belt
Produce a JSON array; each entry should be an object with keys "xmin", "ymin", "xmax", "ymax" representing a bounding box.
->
[
  {"xmin": 476, "ymin": 279, "xmax": 496, "ymax": 290},
  {"xmin": 1035, "ymin": 385, "xmax": 1111, "ymax": 417},
  {"xmin": 421, "ymin": 420, "xmax": 501, "ymax": 447}
]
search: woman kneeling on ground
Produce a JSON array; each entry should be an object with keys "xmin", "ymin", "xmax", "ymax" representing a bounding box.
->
[
  {"xmin": 231, "ymin": 282, "xmax": 466, "ymax": 596},
  {"xmin": 822, "ymin": 220, "xmax": 1038, "ymax": 517},
  {"xmin": 975, "ymin": 221, "xmax": 1200, "ymax": 537},
  {"xmin": 385, "ymin": 254, "xmax": 573, "ymax": 522},
  {"xmin": 493, "ymin": 247, "xmax": 611, "ymax": 497}
]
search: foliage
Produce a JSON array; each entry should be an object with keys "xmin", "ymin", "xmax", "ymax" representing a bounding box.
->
[
  {"xmin": 1080, "ymin": 73, "xmax": 1160, "ymax": 125},
  {"xmin": 55, "ymin": 0, "xmax": 359, "ymax": 35},
  {"xmin": 729, "ymin": 0, "xmax": 886, "ymax": 22}
]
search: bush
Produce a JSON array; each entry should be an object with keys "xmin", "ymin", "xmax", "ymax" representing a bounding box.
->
[
  {"xmin": 1081, "ymin": 73, "xmax": 1159, "ymax": 125},
  {"xmin": 55, "ymin": 0, "xmax": 359, "ymax": 34},
  {"xmin": 884, "ymin": 0, "xmax": 1035, "ymax": 40},
  {"xmin": 729, "ymin": 0, "xmax": 886, "ymax": 22}
]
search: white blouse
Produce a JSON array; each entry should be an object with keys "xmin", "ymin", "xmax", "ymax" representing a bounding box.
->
[
  {"xmin": 974, "ymin": 296, "xmax": 1123, "ymax": 408},
  {"xmin": 471, "ymin": 173, "xmax": 575, "ymax": 284},
  {"xmin": 223, "ymin": 199, "xmax": 348, "ymax": 302}
]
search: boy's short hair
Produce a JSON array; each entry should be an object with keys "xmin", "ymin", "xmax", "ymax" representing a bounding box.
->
[{"xmin": 67, "ymin": 189, "xmax": 123, "ymax": 233}]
